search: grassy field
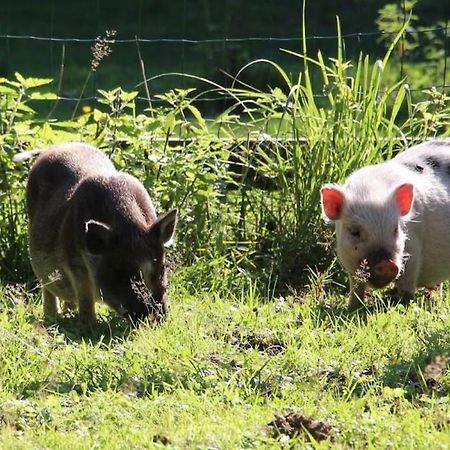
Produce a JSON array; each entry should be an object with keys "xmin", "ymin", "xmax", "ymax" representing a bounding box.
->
[{"xmin": 1, "ymin": 271, "xmax": 450, "ymax": 448}]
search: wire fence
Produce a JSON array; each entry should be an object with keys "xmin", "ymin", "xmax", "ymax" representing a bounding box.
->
[
  {"xmin": 1, "ymin": 26, "xmax": 447, "ymax": 42},
  {"xmin": 0, "ymin": 24, "xmax": 449, "ymax": 114}
]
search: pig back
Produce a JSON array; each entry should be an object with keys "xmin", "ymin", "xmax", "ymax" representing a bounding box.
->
[
  {"xmin": 26, "ymin": 143, "xmax": 116, "ymax": 222},
  {"xmin": 68, "ymin": 172, "xmax": 159, "ymax": 240},
  {"xmin": 392, "ymin": 140, "xmax": 450, "ymax": 213},
  {"xmin": 27, "ymin": 143, "xmax": 117, "ymax": 261},
  {"xmin": 394, "ymin": 140, "xmax": 450, "ymax": 285}
]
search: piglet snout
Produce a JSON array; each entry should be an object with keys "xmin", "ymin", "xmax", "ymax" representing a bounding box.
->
[{"xmin": 370, "ymin": 259, "xmax": 399, "ymax": 288}]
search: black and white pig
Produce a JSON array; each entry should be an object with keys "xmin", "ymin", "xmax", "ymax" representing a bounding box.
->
[{"xmin": 320, "ymin": 139, "xmax": 450, "ymax": 310}]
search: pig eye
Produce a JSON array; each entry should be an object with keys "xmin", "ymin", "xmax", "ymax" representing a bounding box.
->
[{"xmin": 348, "ymin": 226, "xmax": 361, "ymax": 239}]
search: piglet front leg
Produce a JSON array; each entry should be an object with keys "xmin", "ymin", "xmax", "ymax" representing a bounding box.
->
[
  {"xmin": 396, "ymin": 243, "xmax": 421, "ymax": 306},
  {"xmin": 348, "ymin": 277, "xmax": 367, "ymax": 311}
]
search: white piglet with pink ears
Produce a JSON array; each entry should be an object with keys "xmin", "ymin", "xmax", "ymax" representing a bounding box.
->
[{"xmin": 320, "ymin": 139, "xmax": 450, "ymax": 310}]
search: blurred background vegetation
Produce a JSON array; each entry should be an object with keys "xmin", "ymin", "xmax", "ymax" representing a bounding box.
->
[{"xmin": 0, "ymin": 0, "xmax": 448, "ymax": 117}]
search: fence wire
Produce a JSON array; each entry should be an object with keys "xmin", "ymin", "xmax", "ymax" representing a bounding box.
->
[
  {"xmin": 0, "ymin": 24, "xmax": 448, "ymax": 113},
  {"xmin": 0, "ymin": 26, "xmax": 448, "ymax": 43}
]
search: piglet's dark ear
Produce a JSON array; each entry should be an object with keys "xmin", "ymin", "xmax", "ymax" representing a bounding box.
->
[
  {"xmin": 85, "ymin": 220, "xmax": 114, "ymax": 254},
  {"xmin": 150, "ymin": 208, "xmax": 177, "ymax": 246}
]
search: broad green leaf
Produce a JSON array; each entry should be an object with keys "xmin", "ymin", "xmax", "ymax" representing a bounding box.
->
[
  {"xmin": 0, "ymin": 86, "xmax": 18, "ymax": 95},
  {"xmin": 0, "ymin": 77, "xmax": 21, "ymax": 87},
  {"xmin": 16, "ymin": 103, "xmax": 36, "ymax": 114},
  {"xmin": 187, "ymin": 105, "xmax": 206, "ymax": 128},
  {"xmin": 163, "ymin": 112, "xmax": 176, "ymax": 133},
  {"xmin": 36, "ymin": 122, "xmax": 55, "ymax": 140},
  {"xmin": 121, "ymin": 91, "xmax": 138, "ymax": 102},
  {"xmin": 93, "ymin": 108, "xmax": 106, "ymax": 122},
  {"xmin": 15, "ymin": 72, "xmax": 53, "ymax": 89},
  {"xmin": 29, "ymin": 92, "xmax": 58, "ymax": 100}
]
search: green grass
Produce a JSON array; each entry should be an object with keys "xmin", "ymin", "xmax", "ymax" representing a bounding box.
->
[{"xmin": 1, "ymin": 270, "xmax": 450, "ymax": 449}]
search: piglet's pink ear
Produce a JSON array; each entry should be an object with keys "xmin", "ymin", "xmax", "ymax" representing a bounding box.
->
[
  {"xmin": 394, "ymin": 183, "xmax": 414, "ymax": 216},
  {"xmin": 320, "ymin": 185, "xmax": 345, "ymax": 220}
]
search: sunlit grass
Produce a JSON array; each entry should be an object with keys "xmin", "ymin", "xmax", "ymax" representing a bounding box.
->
[{"xmin": 1, "ymin": 271, "xmax": 450, "ymax": 448}]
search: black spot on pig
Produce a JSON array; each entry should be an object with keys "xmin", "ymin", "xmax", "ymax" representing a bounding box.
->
[
  {"xmin": 425, "ymin": 157, "xmax": 440, "ymax": 169},
  {"xmin": 403, "ymin": 162, "xmax": 424, "ymax": 174},
  {"xmin": 429, "ymin": 140, "xmax": 450, "ymax": 147}
]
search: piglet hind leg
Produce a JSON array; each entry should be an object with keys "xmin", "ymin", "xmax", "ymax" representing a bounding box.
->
[
  {"xmin": 397, "ymin": 290, "xmax": 415, "ymax": 306},
  {"xmin": 62, "ymin": 300, "xmax": 77, "ymax": 312},
  {"xmin": 425, "ymin": 285, "xmax": 442, "ymax": 301}
]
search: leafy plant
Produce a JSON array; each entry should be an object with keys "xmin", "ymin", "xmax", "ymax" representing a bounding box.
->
[
  {"xmin": 0, "ymin": 74, "xmax": 58, "ymax": 282},
  {"xmin": 376, "ymin": 0, "xmax": 419, "ymax": 58},
  {"xmin": 375, "ymin": 1, "xmax": 449, "ymax": 96}
]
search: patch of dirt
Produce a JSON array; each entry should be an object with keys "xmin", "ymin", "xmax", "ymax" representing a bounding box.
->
[
  {"xmin": 316, "ymin": 366, "xmax": 347, "ymax": 385},
  {"xmin": 423, "ymin": 354, "xmax": 448, "ymax": 390},
  {"xmin": 268, "ymin": 411, "xmax": 335, "ymax": 442},
  {"xmin": 153, "ymin": 433, "xmax": 171, "ymax": 445},
  {"xmin": 433, "ymin": 412, "xmax": 450, "ymax": 431},
  {"xmin": 227, "ymin": 329, "xmax": 285, "ymax": 355},
  {"xmin": 209, "ymin": 353, "xmax": 242, "ymax": 370}
]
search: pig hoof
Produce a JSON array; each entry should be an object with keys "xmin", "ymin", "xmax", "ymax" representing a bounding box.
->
[
  {"xmin": 347, "ymin": 299, "xmax": 365, "ymax": 311},
  {"xmin": 399, "ymin": 293, "xmax": 414, "ymax": 307}
]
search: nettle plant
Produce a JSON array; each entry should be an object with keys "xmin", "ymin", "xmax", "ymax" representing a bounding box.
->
[{"xmin": 0, "ymin": 74, "xmax": 60, "ymax": 281}]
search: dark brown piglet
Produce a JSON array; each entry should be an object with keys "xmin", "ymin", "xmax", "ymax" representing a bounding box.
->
[{"xmin": 15, "ymin": 142, "xmax": 177, "ymax": 324}]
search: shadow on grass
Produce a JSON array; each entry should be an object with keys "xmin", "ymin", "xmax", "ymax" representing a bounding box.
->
[
  {"xmin": 313, "ymin": 289, "xmax": 434, "ymax": 326},
  {"xmin": 52, "ymin": 314, "xmax": 134, "ymax": 344},
  {"xmin": 23, "ymin": 310, "xmax": 134, "ymax": 344},
  {"xmin": 317, "ymin": 322, "xmax": 450, "ymax": 402},
  {"xmin": 380, "ymin": 330, "xmax": 450, "ymax": 400},
  {"xmin": 306, "ymin": 289, "xmax": 450, "ymax": 405}
]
